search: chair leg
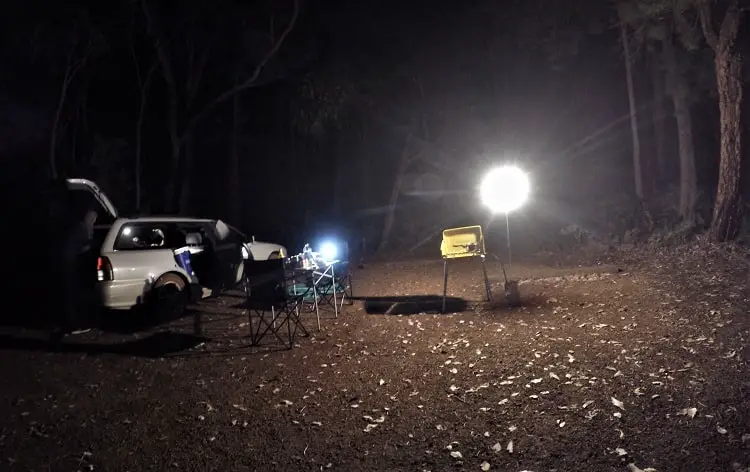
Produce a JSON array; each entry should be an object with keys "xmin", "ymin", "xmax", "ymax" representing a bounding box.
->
[
  {"xmin": 331, "ymin": 267, "xmax": 338, "ymax": 318},
  {"xmin": 286, "ymin": 308, "xmax": 293, "ymax": 349},
  {"xmin": 249, "ymin": 308, "xmax": 273, "ymax": 346},
  {"xmin": 313, "ymin": 285, "xmax": 321, "ymax": 330},
  {"xmin": 248, "ymin": 308, "xmax": 258, "ymax": 344},
  {"xmin": 442, "ymin": 259, "xmax": 449, "ymax": 313},
  {"xmin": 290, "ymin": 302, "xmax": 309, "ymax": 338},
  {"xmin": 296, "ymin": 305, "xmax": 309, "ymax": 337},
  {"xmin": 338, "ymin": 277, "xmax": 351, "ymax": 311},
  {"xmin": 344, "ymin": 276, "xmax": 354, "ymax": 306}
]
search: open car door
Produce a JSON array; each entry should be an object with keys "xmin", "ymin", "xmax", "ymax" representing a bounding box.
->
[
  {"xmin": 184, "ymin": 220, "xmax": 244, "ymax": 294},
  {"xmin": 211, "ymin": 219, "xmax": 245, "ymax": 289}
]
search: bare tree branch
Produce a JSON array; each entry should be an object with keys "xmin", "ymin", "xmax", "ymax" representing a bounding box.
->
[
  {"xmin": 699, "ymin": 0, "xmax": 742, "ymax": 52},
  {"xmin": 179, "ymin": 0, "xmax": 300, "ymax": 145},
  {"xmin": 141, "ymin": 0, "xmax": 180, "ymax": 162},
  {"xmin": 141, "ymin": 1, "xmax": 178, "ymax": 115},
  {"xmin": 49, "ymin": 37, "xmax": 93, "ymax": 177},
  {"xmin": 129, "ymin": 12, "xmax": 158, "ymax": 91},
  {"xmin": 698, "ymin": 1, "xmax": 720, "ymax": 50},
  {"xmin": 672, "ymin": 6, "xmax": 700, "ymax": 50},
  {"xmin": 186, "ymin": 43, "xmax": 210, "ymax": 109},
  {"xmin": 718, "ymin": 0, "xmax": 742, "ymax": 51}
]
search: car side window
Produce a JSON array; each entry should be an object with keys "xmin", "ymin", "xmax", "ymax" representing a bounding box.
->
[
  {"xmin": 114, "ymin": 224, "xmax": 169, "ymax": 251},
  {"xmin": 178, "ymin": 224, "xmax": 208, "ymax": 245}
]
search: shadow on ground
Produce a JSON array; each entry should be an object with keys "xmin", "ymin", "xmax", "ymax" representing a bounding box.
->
[
  {"xmin": 0, "ymin": 331, "xmax": 209, "ymax": 358},
  {"xmin": 363, "ymin": 295, "xmax": 468, "ymax": 315}
]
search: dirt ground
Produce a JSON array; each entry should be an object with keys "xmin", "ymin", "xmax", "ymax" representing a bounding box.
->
[{"xmin": 2, "ymin": 246, "xmax": 750, "ymax": 472}]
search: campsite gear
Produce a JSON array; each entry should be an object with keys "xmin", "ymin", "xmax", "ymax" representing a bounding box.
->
[
  {"xmin": 302, "ymin": 244, "xmax": 315, "ymax": 270},
  {"xmin": 174, "ymin": 247, "xmax": 195, "ymax": 277},
  {"xmin": 497, "ymin": 254, "xmax": 521, "ymax": 306},
  {"xmin": 440, "ymin": 225, "xmax": 492, "ymax": 313},
  {"xmin": 244, "ymin": 259, "xmax": 310, "ymax": 348}
]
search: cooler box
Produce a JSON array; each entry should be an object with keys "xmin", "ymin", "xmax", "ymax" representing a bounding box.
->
[{"xmin": 174, "ymin": 247, "xmax": 195, "ymax": 276}]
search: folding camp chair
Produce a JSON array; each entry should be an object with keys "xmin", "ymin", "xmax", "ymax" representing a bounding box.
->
[
  {"xmin": 244, "ymin": 259, "xmax": 309, "ymax": 349},
  {"xmin": 287, "ymin": 267, "xmax": 322, "ymax": 331}
]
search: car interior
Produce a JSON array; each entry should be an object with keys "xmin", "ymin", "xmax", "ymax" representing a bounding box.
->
[
  {"xmin": 183, "ymin": 228, "xmax": 219, "ymax": 289},
  {"xmin": 112, "ymin": 222, "xmax": 225, "ymax": 290}
]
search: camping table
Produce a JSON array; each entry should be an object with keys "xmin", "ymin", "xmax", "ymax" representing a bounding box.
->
[
  {"xmin": 286, "ymin": 259, "xmax": 344, "ymax": 329},
  {"xmin": 311, "ymin": 260, "xmax": 342, "ymax": 318}
]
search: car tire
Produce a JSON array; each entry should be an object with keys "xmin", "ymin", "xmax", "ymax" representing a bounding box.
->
[{"xmin": 151, "ymin": 273, "xmax": 188, "ymax": 321}]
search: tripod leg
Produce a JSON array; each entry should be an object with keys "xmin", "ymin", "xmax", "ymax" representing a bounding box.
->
[
  {"xmin": 442, "ymin": 259, "xmax": 449, "ymax": 313},
  {"xmin": 481, "ymin": 256, "xmax": 492, "ymax": 301}
]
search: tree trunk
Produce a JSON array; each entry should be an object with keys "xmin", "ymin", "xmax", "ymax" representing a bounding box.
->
[
  {"xmin": 360, "ymin": 125, "xmax": 371, "ymax": 213},
  {"xmin": 333, "ymin": 134, "xmax": 346, "ymax": 217},
  {"xmin": 135, "ymin": 85, "xmax": 149, "ymax": 212},
  {"xmin": 178, "ymin": 134, "xmax": 195, "ymax": 214},
  {"xmin": 663, "ymin": 39, "xmax": 697, "ymax": 223},
  {"xmin": 228, "ymin": 84, "xmax": 242, "ymax": 224},
  {"xmin": 378, "ymin": 136, "xmax": 412, "ymax": 253},
  {"xmin": 620, "ymin": 22, "xmax": 643, "ymax": 200},
  {"xmin": 81, "ymin": 86, "xmax": 89, "ymax": 170},
  {"xmin": 709, "ymin": 49, "xmax": 743, "ymax": 241},
  {"xmin": 49, "ymin": 66, "xmax": 74, "ymax": 179},
  {"xmin": 163, "ymin": 132, "xmax": 180, "ymax": 213},
  {"xmin": 673, "ymin": 94, "xmax": 697, "ymax": 222},
  {"xmin": 651, "ymin": 49, "xmax": 668, "ymax": 185}
]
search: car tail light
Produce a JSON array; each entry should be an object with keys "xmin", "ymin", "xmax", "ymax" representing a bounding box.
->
[{"xmin": 97, "ymin": 256, "xmax": 114, "ymax": 281}]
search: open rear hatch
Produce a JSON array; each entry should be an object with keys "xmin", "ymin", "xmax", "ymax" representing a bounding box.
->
[{"xmin": 65, "ymin": 178, "xmax": 118, "ymax": 224}]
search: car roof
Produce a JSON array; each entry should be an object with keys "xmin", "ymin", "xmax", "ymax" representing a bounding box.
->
[
  {"xmin": 226, "ymin": 223, "xmax": 246, "ymax": 237},
  {"xmin": 116, "ymin": 216, "xmax": 215, "ymax": 224}
]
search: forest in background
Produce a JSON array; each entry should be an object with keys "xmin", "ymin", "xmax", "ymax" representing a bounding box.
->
[{"xmin": 0, "ymin": 0, "xmax": 748, "ymax": 254}]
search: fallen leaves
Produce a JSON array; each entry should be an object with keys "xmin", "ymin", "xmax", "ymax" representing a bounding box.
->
[
  {"xmin": 627, "ymin": 464, "xmax": 657, "ymax": 472},
  {"xmin": 363, "ymin": 414, "xmax": 385, "ymax": 432},
  {"xmin": 611, "ymin": 397, "xmax": 625, "ymax": 410},
  {"xmin": 7, "ymin": 256, "xmax": 750, "ymax": 472},
  {"xmin": 677, "ymin": 407, "xmax": 697, "ymax": 419}
]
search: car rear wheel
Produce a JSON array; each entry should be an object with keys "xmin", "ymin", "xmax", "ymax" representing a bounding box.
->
[{"xmin": 151, "ymin": 273, "xmax": 188, "ymax": 320}]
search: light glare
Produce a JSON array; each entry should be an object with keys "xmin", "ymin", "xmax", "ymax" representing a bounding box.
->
[
  {"xmin": 319, "ymin": 241, "xmax": 338, "ymax": 261},
  {"xmin": 479, "ymin": 165, "xmax": 530, "ymax": 214}
]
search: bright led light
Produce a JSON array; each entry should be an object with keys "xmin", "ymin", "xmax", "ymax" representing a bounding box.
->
[
  {"xmin": 479, "ymin": 165, "xmax": 530, "ymax": 214},
  {"xmin": 319, "ymin": 241, "xmax": 338, "ymax": 261}
]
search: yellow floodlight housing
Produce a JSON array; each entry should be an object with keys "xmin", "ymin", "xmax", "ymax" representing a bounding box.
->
[
  {"xmin": 440, "ymin": 225, "xmax": 486, "ymax": 259},
  {"xmin": 440, "ymin": 225, "xmax": 491, "ymax": 312}
]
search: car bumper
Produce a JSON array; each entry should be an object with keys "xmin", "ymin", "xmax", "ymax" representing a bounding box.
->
[
  {"xmin": 98, "ymin": 280, "xmax": 203, "ymax": 310},
  {"xmin": 99, "ymin": 280, "xmax": 147, "ymax": 310}
]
